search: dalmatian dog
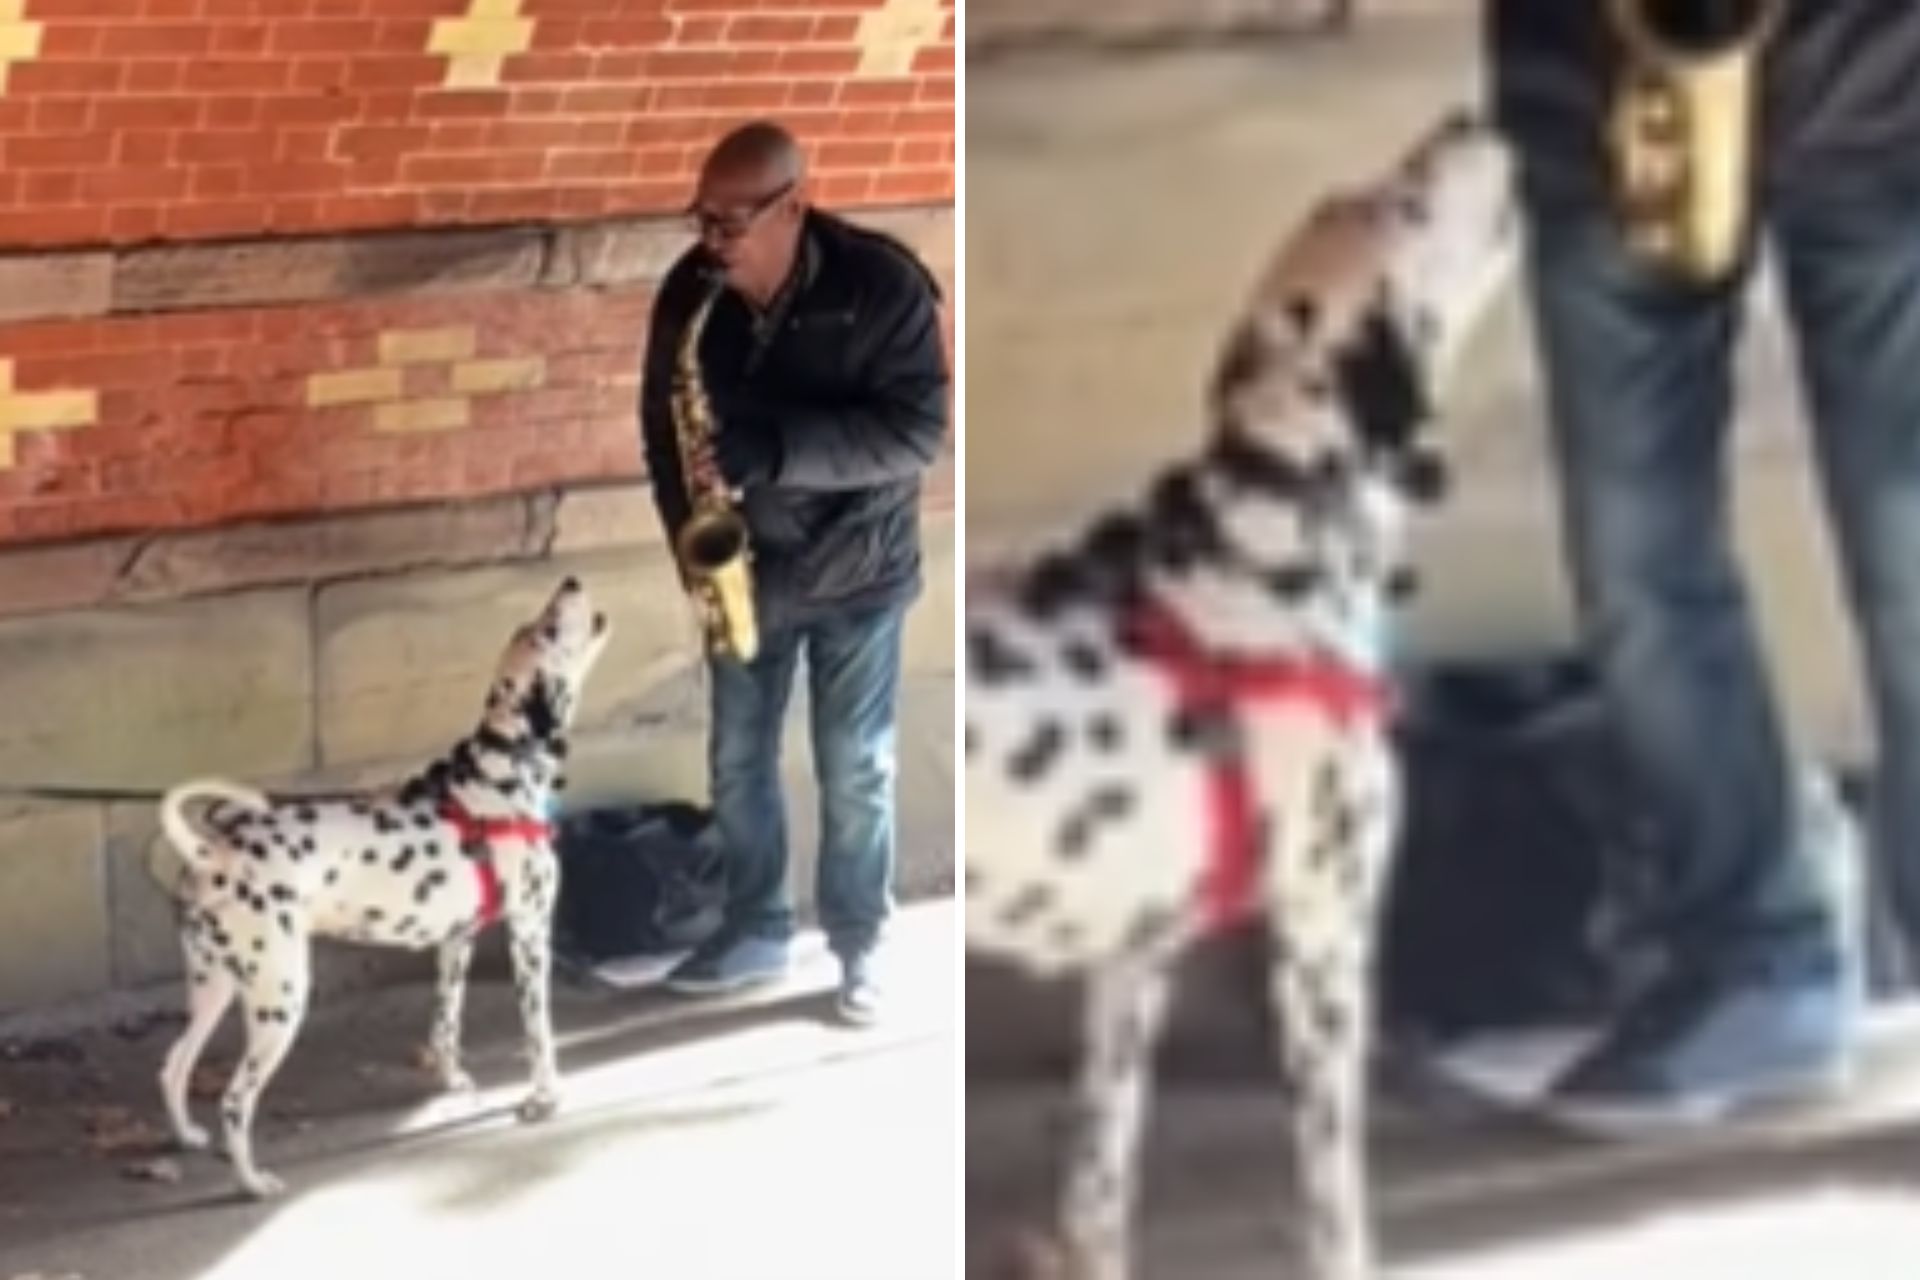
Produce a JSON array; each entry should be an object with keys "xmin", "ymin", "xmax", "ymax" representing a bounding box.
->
[
  {"xmin": 965, "ymin": 113, "xmax": 1518, "ymax": 1280},
  {"xmin": 153, "ymin": 576, "xmax": 611, "ymax": 1200}
]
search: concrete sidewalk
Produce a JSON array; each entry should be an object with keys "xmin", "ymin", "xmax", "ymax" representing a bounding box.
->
[{"xmin": 0, "ymin": 900, "xmax": 958, "ymax": 1280}]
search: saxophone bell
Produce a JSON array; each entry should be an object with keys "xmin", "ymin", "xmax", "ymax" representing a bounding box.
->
[{"xmin": 1606, "ymin": 0, "xmax": 1783, "ymax": 284}]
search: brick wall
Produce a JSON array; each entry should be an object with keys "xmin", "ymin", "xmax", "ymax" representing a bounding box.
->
[{"xmin": 0, "ymin": 0, "xmax": 956, "ymax": 546}]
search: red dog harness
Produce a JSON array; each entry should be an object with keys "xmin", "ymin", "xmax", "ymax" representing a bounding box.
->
[
  {"xmin": 438, "ymin": 800, "xmax": 553, "ymax": 926},
  {"xmin": 1121, "ymin": 597, "xmax": 1390, "ymax": 931}
]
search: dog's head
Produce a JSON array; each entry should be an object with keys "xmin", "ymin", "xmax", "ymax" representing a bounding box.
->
[
  {"xmin": 483, "ymin": 576, "xmax": 613, "ymax": 751},
  {"xmin": 1208, "ymin": 109, "xmax": 1516, "ymax": 508}
]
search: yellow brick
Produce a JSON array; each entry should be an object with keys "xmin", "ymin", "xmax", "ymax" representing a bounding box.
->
[
  {"xmin": 443, "ymin": 55, "xmax": 506, "ymax": 90},
  {"xmin": 451, "ymin": 356, "xmax": 545, "ymax": 395},
  {"xmin": 378, "ymin": 327, "xmax": 475, "ymax": 366},
  {"xmin": 856, "ymin": 0, "xmax": 941, "ymax": 78},
  {"xmin": 0, "ymin": 3, "xmax": 27, "ymax": 23},
  {"xmin": 468, "ymin": 0, "xmax": 526, "ymax": 18},
  {"xmin": 375, "ymin": 397, "xmax": 470, "ymax": 433},
  {"xmin": 307, "ymin": 367, "xmax": 402, "ymax": 407},
  {"xmin": 0, "ymin": 19, "xmax": 42, "ymax": 61},
  {"xmin": 429, "ymin": 16, "xmax": 533, "ymax": 58},
  {"xmin": 0, "ymin": 389, "xmax": 96, "ymax": 432}
]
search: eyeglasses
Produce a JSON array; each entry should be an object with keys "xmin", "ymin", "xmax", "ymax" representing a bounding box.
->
[{"xmin": 686, "ymin": 180, "xmax": 795, "ymax": 241}]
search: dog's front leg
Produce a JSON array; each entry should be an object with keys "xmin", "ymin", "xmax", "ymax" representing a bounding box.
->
[
  {"xmin": 506, "ymin": 853, "xmax": 561, "ymax": 1123},
  {"xmin": 1029, "ymin": 951, "xmax": 1174, "ymax": 1280},
  {"xmin": 428, "ymin": 934, "xmax": 477, "ymax": 1093}
]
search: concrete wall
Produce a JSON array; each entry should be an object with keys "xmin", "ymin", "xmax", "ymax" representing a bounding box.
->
[{"xmin": 0, "ymin": 489, "xmax": 955, "ymax": 1019}]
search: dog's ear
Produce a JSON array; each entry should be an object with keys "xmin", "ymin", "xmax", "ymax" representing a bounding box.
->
[
  {"xmin": 524, "ymin": 675, "xmax": 560, "ymax": 742},
  {"xmin": 1332, "ymin": 303, "xmax": 1433, "ymax": 458}
]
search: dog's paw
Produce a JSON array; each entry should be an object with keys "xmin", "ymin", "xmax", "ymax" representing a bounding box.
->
[
  {"xmin": 438, "ymin": 1069, "xmax": 477, "ymax": 1094},
  {"xmin": 995, "ymin": 1228, "xmax": 1113, "ymax": 1280},
  {"xmin": 174, "ymin": 1122, "xmax": 211, "ymax": 1152},
  {"xmin": 515, "ymin": 1091, "xmax": 559, "ymax": 1124},
  {"xmin": 239, "ymin": 1171, "xmax": 286, "ymax": 1201}
]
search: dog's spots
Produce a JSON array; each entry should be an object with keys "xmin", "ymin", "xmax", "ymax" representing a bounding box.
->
[
  {"xmin": 1061, "ymin": 641, "xmax": 1106, "ymax": 681},
  {"xmin": 1287, "ymin": 294, "xmax": 1321, "ymax": 338},
  {"xmin": 1055, "ymin": 785, "xmax": 1137, "ymax": 862},
  {"xmin": 970, "ymin": 626, "xmax": 1036, "ymax": 684},
  {"xmin": 1087, "ymin": 714, "xmax": 1123, "ymax": 752},
  {"xmin": 414, "ymin": 869, "xmax": 448, "ymax": 906},
  {"xmin": 999, "ymin": 883, "xmax": 1055, "ymax": 931},
  {"xmin": 269, "ymin": 884, "xmax": 295, "ymax": 904},
  {"xmin": 373, "ymin": 811, "xmax": 403, "ymax": 836},
  {"xmin": 1121, "ymin": 905, "xmax": 1181, "ymax": 958},
  {"xmin": 211, "ymin": 873, "xmax": 227, "ymax": 891},
  {"xmin": 361, "ymin": 849, "xmax": 378, "ymax": 865},
  {"xmin": 1167, "ymin": 705, "xmax": 1239, "ymax": 760},
  {"xmin": 364, "ymin": 908, "xmax": 384, "ymax": 925},
  {"xmin": 1007, "ymin": 720, "xmax": 1066, "ymax": 785},
  {"xmin": 246, "ymin": 841, "xmax": 269, "ymax": 862},
  {"xmin": 276, "ymin": 911, "xmax": 294, "ymax": 936},
  {"xmin": 1264, "ymin": 563, "xmax": 1323, "ymax": 598},
  {"xmin": 293, "ymin": 805, "xmax": 316, "ymax": 824},
  {"xmin": 390, "ymin": 846, "xmax": 418, "ymax": 875},
  {"xmin": 1209, "ymin": 430, "xmax": 1313, "ymax": 499},
  {"xmin": 412, "ymin": 813, "xmax": 435, "ymax": 831}
]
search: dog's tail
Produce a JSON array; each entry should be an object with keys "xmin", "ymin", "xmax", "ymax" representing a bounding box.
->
[{"xmin": 160, "ymin": 778, "xmax": 271, "ymax": 868}]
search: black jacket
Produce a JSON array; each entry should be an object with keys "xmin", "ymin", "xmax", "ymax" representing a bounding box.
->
[
  {"xmin": 1487, "ymin": 1, "xmax": 1920, "ymax": 209},
  {"xmin": 639, "ymin": 209, "xmax": 950, "ymax": 632}
]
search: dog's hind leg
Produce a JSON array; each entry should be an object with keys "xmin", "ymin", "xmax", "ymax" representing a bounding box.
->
[
  {"xmin": 427, "ymin": 934, "xmax": 477, "ymax": 1093},
  {"xmin": 220, "ymin": 944, "xmax": 312, "ymax": 1200},
  {"xmin": 505, "ymin": 862, "xmax": 561, "ymax": 1123},
  {"xmin": 159, "ymin": 932, "xmax": 236, "ymax": 1151}
]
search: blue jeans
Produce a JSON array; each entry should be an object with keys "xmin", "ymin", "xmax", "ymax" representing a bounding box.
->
[
  {"xmin": 1521, "ymin": 175, "xmax": 1920, "ymax": 984},
  {"xmin": 707, "ymin": 600, "xmax": 905, "ymax": 957}
]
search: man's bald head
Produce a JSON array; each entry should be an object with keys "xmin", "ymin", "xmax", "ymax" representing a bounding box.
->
[
  {"xmin": 700, "ymin": 120, "xmax": 807, "ymax": 192},
  {"xmin": 689, "ymin": 120, "xmax": 811, "ymax": 304}
]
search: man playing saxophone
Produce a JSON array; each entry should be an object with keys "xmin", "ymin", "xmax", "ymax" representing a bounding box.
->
[
  {"xmin": 637, "ymin": 121, "xmax": 950, "ymax": 1024},
  {"xmin": 1477, "ymin": 0, "xmax": 1920, "ymax": 1133}
]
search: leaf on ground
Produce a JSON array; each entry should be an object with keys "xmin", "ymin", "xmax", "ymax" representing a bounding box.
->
[
  {"xmin": 0, "ymin": 1098, "xmax": 14, "ymax": 1122},
  {"xmin": 78, "ymin": 1105, "xmax": 167, "ymax": 1157},
  {"xmin": 121, "ymin": 1157, "xmax": 183, "ymax": 1184}
]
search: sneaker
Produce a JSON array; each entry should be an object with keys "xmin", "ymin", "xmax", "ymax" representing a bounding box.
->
[
  {"xmin": 663, "ymin": 932, "xmax": 790, "ymax": 996},
  {"xmin": 1535, "ymin": 962, "xmax": 1859, "ymax": 1139},
  {"xmin": 834, "ymin": 950, "xmax": 883, "ymax": 1027}
]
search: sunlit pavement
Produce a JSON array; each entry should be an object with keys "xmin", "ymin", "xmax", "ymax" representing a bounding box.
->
[
  {"xmin": 967, "ymin": 1004, "xmax": 1920, "ymax": 1280},
  {"xmin": 0, "ymin": 901, "xmax": 958, "ymax": 1280}
]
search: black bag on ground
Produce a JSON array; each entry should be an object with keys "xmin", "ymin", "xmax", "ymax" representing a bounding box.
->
[
  {"xmin": 552, "ymin": 801, "xmax": 726, "ymax": 964},
  {"xmin": 1378, "ymin": 652, "xmax": 1666, "ymax": 1041}
]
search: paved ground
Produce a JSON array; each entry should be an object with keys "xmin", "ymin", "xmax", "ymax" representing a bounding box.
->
[
  {"xmin": 0, "ymin": 901, "xmax": 958, "ymax": 1280},
  {"xmin": 967, "ymin": 7, "xmax": 1920, "ymax": 1278}
]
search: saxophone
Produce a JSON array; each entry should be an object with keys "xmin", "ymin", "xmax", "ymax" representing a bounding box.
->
[
  {"xmin": 1605, "ymin": 0, "xmax": 1784, "ymax": 284},
  {"xmin": 670, "ymin": 272, "xmax": 760, "ymax": 663}
]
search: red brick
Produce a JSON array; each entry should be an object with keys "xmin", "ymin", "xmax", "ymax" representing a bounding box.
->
[
  {"xmin": 81, "ymin": 167, "xmax": 194, "ymax": 202},
  {"xmin": 161, "ymin": 200, "xmax": 275, "ymax": 238},
  {"xmin": 183, "ymin": 58, "xmax": 291, "ymax": 94},
  {"xmin": 7, "ymin": 60, "xmax": 128, "ymax": 95},
  {"xmin": 335, "ymin": 124, "xmax": 434, "ymax": 160},
  {"xmin": 501, "ymin": 52, "xmax": 596, "ymax": 83},
  {"xmin": 269, "ymin": 20, "xmax": 387, "ymax": 56},
  {"xmin": 108, "ymin": 205, "xmax": 166, "ymax": 241},
  {"xmin": 839, "ymin": 78, "xmax": 917, "ymax": 106},
  {"xmin": 912, "ymin": 43, "xmax": 953, "ymax": 73},
  {"xmin": 99, "ymin": 22, "xmax": 214, "ymax": 57},
  {"xmin": 37, "ymin": 23, "xmax": 105, "ymax": 57},
  {"xmin": 211, "ymin": 22, "xmax": 273, "ymax": 55},
  {"xmin": 578, "ymin": 16, "xmax": 676, "ymax": 46},
  {"xmin": 779, "ymin": 48, "xmax": 860, "ymax": 75},
  {"xmin": 6, "ymin": 133, "xmax": 115, "ymax": 168}
]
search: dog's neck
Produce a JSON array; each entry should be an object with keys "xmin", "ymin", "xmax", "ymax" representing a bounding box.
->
[
  {"xmin": 398, "ymin": 719, "xmax": 568, "ymax": 819},
  {"xmin": 1011, "ymin": 424, "xmax": 1411, "ymax": 671}
]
